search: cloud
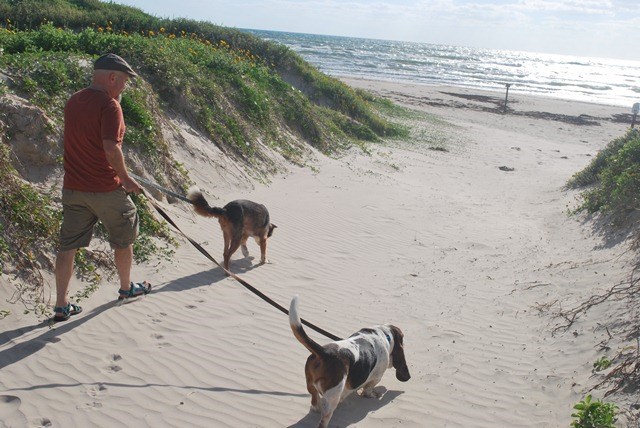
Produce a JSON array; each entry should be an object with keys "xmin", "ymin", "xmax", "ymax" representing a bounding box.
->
[
  {"xmin": 112, "ymin": 0, "xmax": 640, "ymax": 59},
  {"xmin": 516, "ymin": 0, "xmax": 612, "ymax": 13}
]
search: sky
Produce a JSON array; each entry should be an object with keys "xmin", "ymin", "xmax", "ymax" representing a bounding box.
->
[{"xmin": 111, "ymin": 0, "xmax": 640, "ymax": 60}]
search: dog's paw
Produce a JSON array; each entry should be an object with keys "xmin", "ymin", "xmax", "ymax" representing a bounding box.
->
[
  {"xmin": 361, "ymin": 389, "xmax": 381, "ymax": 398},
  {"xmin": 259, "ymin": 258, "xmax": 269, "ymax": 265},
  {"xmin": 241, "ymin": 246, "xmax": 249, "ymax": 258}
]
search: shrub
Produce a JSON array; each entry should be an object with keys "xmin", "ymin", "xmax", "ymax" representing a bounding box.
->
[
  {"xmin": 570, "ymin": 395, "xmax": 617, "ymax": 428},
  {"xmin": 567, "ymin": 130, "xmax": 637, "ymax": 189},
  {"xmin": 569, "ymin": 129, "xmax": 640, "ymax": 224}
]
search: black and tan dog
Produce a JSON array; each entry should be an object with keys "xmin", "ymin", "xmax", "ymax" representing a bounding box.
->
[
  {"xmin": 289, "ymin": 296, "xmax": 410, "ymax": 428},
  {"xmin": 187, "ymin": 187, "xmax": 276, "ymax": 272}
]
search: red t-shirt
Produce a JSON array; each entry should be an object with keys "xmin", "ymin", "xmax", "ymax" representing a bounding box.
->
[{"xmin": 63, "ymin": 88, "xmax": 125, "ymax": 192}]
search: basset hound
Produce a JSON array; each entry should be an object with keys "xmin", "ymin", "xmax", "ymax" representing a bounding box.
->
[{"xmin": 289, "ymin": 296, "xmax": 410, "ymax": 428}]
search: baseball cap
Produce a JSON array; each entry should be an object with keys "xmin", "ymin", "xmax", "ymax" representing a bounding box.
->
[{"xmin": 94, "ymin": 53, "xmax": 138, "ymax": 77}]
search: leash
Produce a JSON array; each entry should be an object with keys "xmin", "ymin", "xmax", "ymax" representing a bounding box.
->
[
  {"xmin": 133, "ymin": 179, "xmax": 342, "ymax": 341},
  {"xmin": 130, "ymin": 173, "xmax": 194, "ymax": 204}
]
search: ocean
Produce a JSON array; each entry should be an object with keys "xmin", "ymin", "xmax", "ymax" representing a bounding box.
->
[{"xmin": 247, "ymin": 29, "xmax": 640, "ymax": 109}]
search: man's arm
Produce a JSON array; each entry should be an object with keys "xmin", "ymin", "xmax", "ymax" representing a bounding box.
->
[{"xmin": 103, "ymin": 139, "xmax": 141, "ymax": 193}]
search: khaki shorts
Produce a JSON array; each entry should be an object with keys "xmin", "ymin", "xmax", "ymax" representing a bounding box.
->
[{"xmin": 59, "ymin": 188, "xmax": 139, "ymax": 251}]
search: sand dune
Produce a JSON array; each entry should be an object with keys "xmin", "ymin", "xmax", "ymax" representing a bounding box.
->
[{"xmin": 0, "ymin": 79, "xmax": 636, "ymax": 427}]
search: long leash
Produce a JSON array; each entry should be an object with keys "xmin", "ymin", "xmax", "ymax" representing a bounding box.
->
[
  {"xmin": 130, "ymin": 173, "xmax": 194, "ymax": 204},
  {"xmin": 132, "ymin": 175, "xmax": 342, "ymax": 341}
]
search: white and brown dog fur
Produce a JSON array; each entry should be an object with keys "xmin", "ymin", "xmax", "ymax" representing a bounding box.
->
[
  {"xmin": 289, "ymin": 296, "xmax": 410, "ymax": 428},
  {"xmin": 186, "ymin": 186, "xmax": 276, "ymax": 273}
]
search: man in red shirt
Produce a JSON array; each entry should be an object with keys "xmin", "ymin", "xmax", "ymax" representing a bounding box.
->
[{"xmin": 53, "ymin": 53, "xmax": 151, "ymax": 322}]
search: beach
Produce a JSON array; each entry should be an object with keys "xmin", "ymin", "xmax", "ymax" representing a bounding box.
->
[{"xmin": 0, "ymin": 78, "xmax": 636, "ymax": 427}]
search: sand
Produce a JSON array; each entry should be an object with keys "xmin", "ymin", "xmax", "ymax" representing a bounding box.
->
[{"xmin": 1, "ymin": 78, "xmax": 637, "ymax": 427}]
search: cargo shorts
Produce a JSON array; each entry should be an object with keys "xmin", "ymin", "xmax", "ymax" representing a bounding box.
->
[{"xmin": 59, "ymin": 188, "xmax": 139, "ymax": 251}]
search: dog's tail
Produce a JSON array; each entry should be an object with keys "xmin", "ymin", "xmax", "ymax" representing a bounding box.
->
[
  {"xmin": 187, "ymin": 186, "xmax": 225, "ymax": 218},
  {"xmin": 289, "ymin": 296, "xmax": 327, "ymax": 357}
]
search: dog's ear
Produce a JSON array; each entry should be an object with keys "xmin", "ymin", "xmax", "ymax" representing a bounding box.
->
[
  {"xmin": 389, "ymin": 325, "xmax": 411, "ymax": 382},
  {"xmin": 268, "ymin": 223, "xmax": 277, "ymax": 237}
]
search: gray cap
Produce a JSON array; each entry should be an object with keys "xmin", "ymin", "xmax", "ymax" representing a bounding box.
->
[{"xmin": 94, "ymin": 53, "xmax": 138, "ymax": 77}]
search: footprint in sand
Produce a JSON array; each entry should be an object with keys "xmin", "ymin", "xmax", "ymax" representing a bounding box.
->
[
  {"xmin": 149, "ymin": 312, "xmax": 167, "ymax": 323},
  {"xmin": 76, "ymin": 401, "xmax": 104, "ymax": 411},
  {"xmin": 0, "ymin": 395, "xmax": 28, "ymax": 426},
  {"xmin": 104, "ymin": 354, "xmax": 123, "ymax": 373},
  {"xmin": 86, "ymin": 383, "xmax": 108, "ymax": 398},
  {"xmin": 152, "ymin": 333, "xmax": 172, "ymax": 348},
  {"xmin": 29, "ymin": 417, "xmax": 53, "ymax": 427}
]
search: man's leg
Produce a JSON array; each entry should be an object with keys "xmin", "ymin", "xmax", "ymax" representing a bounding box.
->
[
  {"xmin": 57, "ymin": 189, "xmax": 96, "ymax": 308},
  {"xmin": 114, "ymin": 244, "xmax": 133, "ymax": 292},
  {"xmin": 55, "ymin": 249, "xmax": 77, "ymax": 307}
]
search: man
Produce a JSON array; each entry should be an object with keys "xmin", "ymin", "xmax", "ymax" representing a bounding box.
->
[{"xmin": 53, "ymin": 53, "xmax": 151, "ymax": 322}]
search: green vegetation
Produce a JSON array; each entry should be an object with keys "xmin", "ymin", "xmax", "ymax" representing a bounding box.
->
[
  {"xmin": 593, "ymin": 357, "xmax": 612, "ymax": 372},
  {"xmin": 568, "ymin": 129, "xmax": 640, "ymax": 225},
  {"xmin": 1, "ymin": 50, "xmax": 89, "ymax": 120},
  {"xmin": 0, "ymin": 0, "xmax": 408, "ymax": 318},
  {"xmin": 0, "ymin": 143, "xmax": 60, "ymax": 314},
  {"xmin": 570, "ymin": 395, "xmax": 618, "ymax": 428}
]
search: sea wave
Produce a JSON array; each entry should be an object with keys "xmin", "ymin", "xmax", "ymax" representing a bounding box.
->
[{"xmin": 247, "ymin": 29, "xmax": 640, "ymax": 107}]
